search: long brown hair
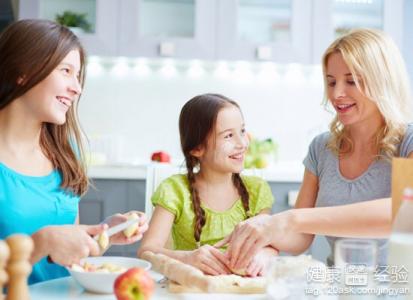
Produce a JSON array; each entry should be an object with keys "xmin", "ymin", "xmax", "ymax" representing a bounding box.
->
[
  {"xmin": 179, "ymin": 94, "xmax": 250, "ymax": 243},
  {"xmin": 0, "ymin": 19, "xmax": 88, "ymax": 195}
]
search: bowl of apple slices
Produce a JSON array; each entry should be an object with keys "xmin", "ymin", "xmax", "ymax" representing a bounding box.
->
[{"xmin": 68, "ymin": 256, "xmax": 151, "ymax": 294}]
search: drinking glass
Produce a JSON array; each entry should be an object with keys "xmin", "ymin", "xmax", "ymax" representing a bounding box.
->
[{"xmin": 334, "ymin": 239, "xmax": 377, "ymax": 299}]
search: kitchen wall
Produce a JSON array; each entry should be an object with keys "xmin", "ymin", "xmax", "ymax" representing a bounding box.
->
[
  {"xmin": 79, "ymin": 2, "xmax": 413, "ymax": 168},
  {"xmin": 79, "ymin": 60, "xmax": 332, "ymax": 165}
]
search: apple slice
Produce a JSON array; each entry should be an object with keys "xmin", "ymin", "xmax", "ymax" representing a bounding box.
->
[
  {"xmin": 97, "ymin": 231, "xmax": 109, "ymax": 250},
  {"xmin": 123, "ymin": 213, "xmax": 140, "ymax": 238}
]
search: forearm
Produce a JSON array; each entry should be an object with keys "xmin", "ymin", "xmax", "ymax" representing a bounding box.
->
[
  {"xmin": 138, "ymin": 243, "xmax": 191, "ymax": 264},
  {"xmin": 291, "ymin": 198, "xmax": 391, "ymax": 238},
  {"xmin": 30, "ymin": 227, "xmax": 50, "ymax": 264},
  {"xmin": 270, "ymin": 214, "xmax": 315, "ymax": 254}
]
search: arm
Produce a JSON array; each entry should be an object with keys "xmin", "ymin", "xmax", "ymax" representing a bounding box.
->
[
  {"xmin": 30, "ymin": 224, "xmax": 106, "ymax": 265},
  {"xmin": 289, "ymin": 198, "xmax": 391, "ymax": 238},
  {"xmin": 30, "ymin": 211, "xmax": 82, "ymax": 264},
  {"xmin": 30, "ymin": 228, "xmax": 50, "ymax": 264},
  {"xmin": 224, "ymin": 169, "xmax": 318, "ymax": 269},
  {"xmin": 273, "ymin": 171, "xmax": 390, "ymax": 252},
  {"xmin": 269, "ymin": 169, "xmax": 319, "ymax": 254},
  {"xmin": 138, "ymin": 206, "xmax": 231, "ymax": 275},
  {"xmin": 284, "ymin": 151, "xmax": 413, "ymax": 238},
  {"xmin": 138, "ymin": 206, "xmax": 184, "ymax": 260}
]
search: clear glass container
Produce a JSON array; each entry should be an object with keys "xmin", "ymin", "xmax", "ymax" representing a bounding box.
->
[
  {"xmin": 388, "ymin": 188, "xmax": 413, "ymax": 298},
  {"xmin": 238, "ymin": 0, "xmax": 292, "ymax": 43},
  {"xmin": 332, "ymin": 0, "xmax": 384, "ymax": 37},
  {"xmin": 140, "ymin": 0, "xmax": 195, "ymax": 38}
]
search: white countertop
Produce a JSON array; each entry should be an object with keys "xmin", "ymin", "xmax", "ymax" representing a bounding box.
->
[
  {"xmin": 88, "ymin": 162, "xmax": 304, "ymax": 182},
  {"xmin": 30, "ymin": 271, "xmax": 338, "ymax": 300},
  {"xmin": 29, "ymin": 271, "xmax": 268, "ymax": 300}
]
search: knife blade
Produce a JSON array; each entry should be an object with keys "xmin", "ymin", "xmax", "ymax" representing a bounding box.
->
[{"xmin": 94, "ymin": 217, "xmax": 140, "ymax": 240}]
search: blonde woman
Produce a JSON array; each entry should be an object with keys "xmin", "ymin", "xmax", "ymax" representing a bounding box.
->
[{"xmin": 219, "ymin": 28, "xmax": 413, "ymax": 269}]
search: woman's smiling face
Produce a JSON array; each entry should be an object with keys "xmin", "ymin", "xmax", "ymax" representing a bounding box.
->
[
  {"xmin": 326, "ymin": 51, "xmax": 382, "ymax": 126},
  {"xmin": 18, "ymin": 49, "xmax": 82, "ymax": 125}
]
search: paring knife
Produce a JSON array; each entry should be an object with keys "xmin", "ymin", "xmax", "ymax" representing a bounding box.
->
[{"xmin": 94, "ymin": 217, "xmax": 140, "ymax": 240}]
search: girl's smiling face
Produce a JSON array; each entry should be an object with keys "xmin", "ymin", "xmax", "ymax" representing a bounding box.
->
[
  {"xmin": 18, "ymin": 49, "xmax": 82, "ymax": 125},
  {"xmin": 326, "ymin": 52, "xmax": 382, "ymax": 126},
  {"xmin": 198, "ymin": 104, "xmax": 249, "ymax": 174}
]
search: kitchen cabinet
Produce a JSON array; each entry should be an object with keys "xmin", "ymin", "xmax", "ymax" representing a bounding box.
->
[
  {"xmin": 312, "ymin": 0, "xmax": 404, "ymax": 63},
  {"xmin": 80, "ymin": 178, "xmax": 329, "ymax": 262},
  {"xmin": 120, "ymin": 0, "xmax": 312, "ymax": 62},
  {"xmin": 216, "ymin": 0, "xmax": 312, "ymax": 63},
  {"xmin": 17, "ymin": 0, "xmax": 119, "ymax": 56},
  {"xmin": 118, "ymin": 0, "xmax": 216, "ymax": 59},
  {"xmin": 17, "ymin": 0, "xmax": 405, "ymax": 63}
]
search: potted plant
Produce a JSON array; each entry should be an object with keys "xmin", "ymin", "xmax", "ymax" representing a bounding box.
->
[{"xmin": 55, "ymin": 10, "xmax": 91, "ymax": 34}]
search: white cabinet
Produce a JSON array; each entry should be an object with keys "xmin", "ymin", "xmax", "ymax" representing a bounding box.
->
[
  {"xmin": 118, "ymin": 0, "xmax": 216, "ymax": 59},
  {"xmin": 17, "ymin": 0, "xmax": 119, "ymax": 56},
  {"xmin": 17, "ymin": 0, "xmax": 405, "ymax": 63},
  {"xmin": 216, "ymin": 0, "xmax": 312, "ymax": 63},
  {"xmin": 119, "ymin": 0, "xmax": 313, "ymax": 62},
  {"xmin": 312, "ymin": 0, "xmax": 404, "ymax": 63}
]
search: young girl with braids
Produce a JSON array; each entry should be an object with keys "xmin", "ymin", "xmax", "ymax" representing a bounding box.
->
[{"xmin": 138, "ymin": 94, "xmax": 276, "ymax": 277}]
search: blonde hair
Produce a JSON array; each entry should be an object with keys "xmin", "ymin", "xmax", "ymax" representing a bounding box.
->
[{"xmin": 322, "ymin": 28, "xmax": 412, "ymax": 160}]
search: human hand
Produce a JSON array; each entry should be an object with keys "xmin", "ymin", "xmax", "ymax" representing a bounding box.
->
[
  {"xmin": 183, "ymin": 245, "xmax": 232, "ymax": 275},
  {"xmin": 46, "ymin": 224, "xmax": 107, "ymax": 266},
  {"xmin": 102, "ymin": 211, "xmax": 148, "ymax": 245},
  {"xmin": 215, "ymin": 214, "xmax": 287, "ymax": 271},
  {"xmin": 244, "ymin": 247, "xmax": 278, "ymax": 277}
]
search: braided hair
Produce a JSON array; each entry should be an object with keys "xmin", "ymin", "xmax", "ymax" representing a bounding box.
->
[{"xmin": 178, "ymin": 94, "xmax": 250, "ymax": 243}]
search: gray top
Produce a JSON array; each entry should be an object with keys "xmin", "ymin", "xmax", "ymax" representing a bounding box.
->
[{"xmin": 303, "ymin": 124, "xmax": 413, "ymax": 266}]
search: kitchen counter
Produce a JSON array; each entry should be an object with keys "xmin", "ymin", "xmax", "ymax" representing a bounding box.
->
[
  {"xmin": 87, "ymin": 161, "xmax": 304, "ymax": 182},
  {"xmin": 29, "ymin": 271, "xmax": 268, "ymax": 300},
  {"xmin": 30, "ymin": 271, "xmax": 338, "ymax": 300}
]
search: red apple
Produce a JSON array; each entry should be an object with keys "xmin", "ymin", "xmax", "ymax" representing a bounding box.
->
[
  {"xmin": 114, "ymin": 268, "xmax": 154, "ymax": 300},
  {"xmin": 150, "ymin": 151, "xmax": 171, "ymax": 163}
]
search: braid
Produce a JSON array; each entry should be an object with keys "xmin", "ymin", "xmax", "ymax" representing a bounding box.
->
[
  {"xmin": 186, "ymin": 157, "xmax": 206, "ymax": 243},
  {"xmin": 232, "ymin": 173, "xmax": 250, "ymax": 217}
]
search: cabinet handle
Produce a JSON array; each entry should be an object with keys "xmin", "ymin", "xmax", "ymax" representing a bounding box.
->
[
  {"xmin": 159, "ymin": 42, "xmax": 175, "ymax": 57},
  {"xmin": 256, "ymin": 46, "xmax": 272, "ymax": 60}
]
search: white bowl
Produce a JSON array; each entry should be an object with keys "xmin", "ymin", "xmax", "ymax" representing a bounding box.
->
[{"xmin": 67, "ymin": 256, "xmax": 151, "ymax": 294}]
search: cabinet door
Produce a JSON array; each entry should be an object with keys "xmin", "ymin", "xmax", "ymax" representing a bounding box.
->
[
  {"xmin": 18, "ymin": 0, "xmax": 118, "ymax": 56},
  {"xmin": 312, "ymin": 0, "xmax": 404, "ymax": 63},
  {"xmin": 119, "ymin": 0, "xmax": 216, "ymax": 59},
  {"xmin": 216, "ymin": 0, "xmax": 312, "ymax": 63}
]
